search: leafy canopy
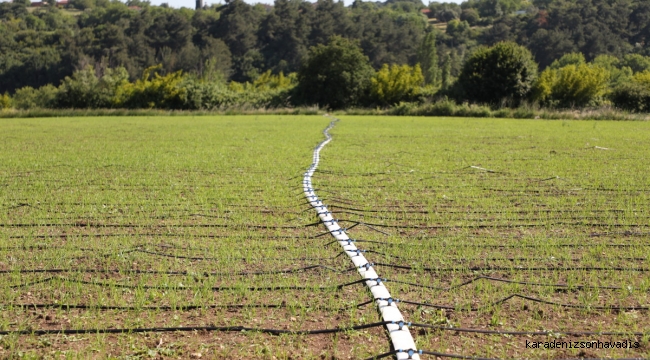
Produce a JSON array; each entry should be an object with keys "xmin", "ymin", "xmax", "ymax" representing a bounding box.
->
[
  {"xmin": 371, "ymin": 63, "xmax": 424, "ymax": 105},
  {"xmin": 295, "ymin": 36, "xmax": 374, "ymax": 109},
  {"xmin": 457, "ymin": 41, "xmax": 538, "ymax": 105}
]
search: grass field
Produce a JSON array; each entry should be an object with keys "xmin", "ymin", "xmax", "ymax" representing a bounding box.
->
[{"xmin": 1, "ymin": 115, "xmax": 649, "ymax": 359}]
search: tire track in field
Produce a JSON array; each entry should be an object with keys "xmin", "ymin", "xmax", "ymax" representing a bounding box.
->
[{"xmin": 302, "ymin": 117, "xmax": 419, "ymax": 360}]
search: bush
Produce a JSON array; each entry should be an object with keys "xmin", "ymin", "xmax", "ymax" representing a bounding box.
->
[
  {"xmin": 610, "ymin": 83, "xmax": 650, "ymax": 112},
  {"xmin": 371, "ymin": 64, "xmax": 424, "ymax": 106},
  {"xmin": 0, "ymin": 93, "xmax": 11, "ymax": 109},
  {"xmin": 55, "ymin": 66, "xmax": 100, "ymax": 108},
  {"xmin": 295, "ymin": 36, "xmax": 374, "ymax": 109},
  {"xmin": 116, "ymin": 65, "xmax": 186, "ymax": 109},
  {"xmin": 533, "ymin": 63, "xmax": 610, "ymax": 108},
  {"xmin": 182, "ymin": 76, "xmax": 293, "ymax": 110},
  {"xmin": 56, "ymin": 66, "xmax": 130, "ymax": 109},
  {"xmin": 457, "ymin": 41, "xmax": 538, "ymax": 106},
  {"xmin": 609, "ymin": 71, "xmax": 650, "ymax": 112},
  {"xmin": 13, "ymin": 85, "xmax": 58, "ymax": 109}
]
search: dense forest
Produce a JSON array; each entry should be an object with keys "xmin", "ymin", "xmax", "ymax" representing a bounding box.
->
[{"xmin": 1, "ymin": 0, "xmax": 650, "ymax": 111}]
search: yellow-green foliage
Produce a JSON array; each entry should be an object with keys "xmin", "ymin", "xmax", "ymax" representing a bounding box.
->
[
  {"xmin": 116, "ymin": 65, "xmax": 186, "ymax": 109},
  {"xmin": 632, "ymin": 70, "xmax": 650, "ymax": 87},
  {"xmin": 371, "ymin": 64, "xmax": 424, "ymax": 105},
  {"xmin": 0, "ymin": 93, "xmax": 11, "ymax": 109},
  {"xmin": 253, "ymin": 71, "xmax": 295, "ymax": 91},
  {"xmin": 533, "ymin": 63, "xmax": 609, "ymax": 107},
  {"xmin": 12, "ymin": 85, "xmax": 58, "ymax": 109},
  {"xmin": 228, "ymin": 81, "xmax": 245, "ymax": 93},
  {"xmin": 228, "ymin": 71, "xmax": 296, "ymax": 93}
]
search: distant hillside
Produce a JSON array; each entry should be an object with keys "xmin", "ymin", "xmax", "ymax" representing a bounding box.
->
[{"xmin": 0, "ymin": 0, "xmax": 648, "ymax": 94}]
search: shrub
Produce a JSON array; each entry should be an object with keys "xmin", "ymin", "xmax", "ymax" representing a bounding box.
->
[
  {"xmin": 371, "ymin": 64, "xmax": 424, "ymax": 106},
  {"xmin": 609, "ymin": 71, "xmax": 650, "ymax": 112},
  {"xmin": 55, "ymin": 66, "xmax": 101, "ymax": 108},
  {"xmin": 48, "ymin": 66, "xmax": 130, "ymax": 109},
  {"xmin": 13, "ymin": 85, "xmax": 58, "ymax": 109},
  {"xmin": 0, "ymin": 93, "xmax": 11, "ymax": 109},
  {"xmin": 116, "ymin": 65, "xmax": 186, "ymax": 109},
  {"xmin": 610, "ymin": 83, "xmax": 650, "ymax": 112},
  {"xmin": 457, "ymin": 41, "xmax": 538, "ymax": 106},
  {"xmin": 533, "ymin": 63, "xmax": 610, "ymax": 108}
]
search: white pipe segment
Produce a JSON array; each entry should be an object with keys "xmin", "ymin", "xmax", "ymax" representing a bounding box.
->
[{"xmin": 303, "ymin": 117, "xmax": 420, "ymax": 360}]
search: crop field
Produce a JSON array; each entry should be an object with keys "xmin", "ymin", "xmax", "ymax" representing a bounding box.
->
[{"xmin": 0, "ymin": 115, "xmax": 649, "ymax": 359}]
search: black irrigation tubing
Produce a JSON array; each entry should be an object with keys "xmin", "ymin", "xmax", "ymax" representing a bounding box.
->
[
  {"xmin": 305, "ymin": 169, "xmax": 410, "ymax": 176},
  {"xmin": 0, "ymin": 223, "xmax": 321, "ymax": 230},
  {"xmin": 132, "ymin": 249, "xmax": 338, "ymax": 262},
  {"xmin": 337, "ymin": 209, "xmax": 636, "ymax": 217},
  {"xmin": 0, "ymin": 239, "xmax": 333, "ymax": 253},
  {"xmin": 7, "ymin": 233, "xmax": 306, "ymax": 240},
  {"xmin": 5, "ymin": 276, "xmax": 371, "ymax": 292},
  {"xmin": 373, "ymin": 263, "xmax": 650, "ymax": 272},
  {"xmin": 409, "ymin": 323, "xmax": 650, "ymax": 337},
  {"xmin": 327, "ymin": 204, "xmax": 650, "ymax": 215},
  {"xmin": 8, "ymin": 202, "xmax": 300, "ymax": 209},
  {"xmin": 349, "ymin": 240, "xmax": 650, "ymax": 249},
  {"xmin": 0, "ymin": 264, "xmax": 343, "ymax": 276},
  {"xmin": 339, "ymin": 214, "xmax": 645, "ymax": 224},
  {"xmin": 0, "ymin": 320, "xmax": 392, "ymax": 336},
  {"xmin": 331, "ymin": 219, "xmax": 650, "ymax": 230},
  {"xmin": 2, "ymin": 301, "xmax": 366, "ymax": 312},
  {"xmin": 373, "ymin": 294, "xmax": 650, "ymax": 312},
  {"xmin": 362, "ymin": 249, "xmax": 648, "ymax": 263},
  {"xmin": 434, "ymin": 275, "xmax": 629, "ymax": 291},
  {"xmin": 7, "ymin": 247, "xmax": 342, "ymax": 264},
  {"xmin": 331, "ymin": 275, "xmax": 635, "ymax": 292}
]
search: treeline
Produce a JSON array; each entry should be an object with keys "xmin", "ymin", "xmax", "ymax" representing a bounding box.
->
[{"xmin": 1, "ymin": 0, "xmax": 650, "ymax": 112}]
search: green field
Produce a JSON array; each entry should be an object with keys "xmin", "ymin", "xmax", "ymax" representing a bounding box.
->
[{"xmin": 1, "ymin": 116, "xmax": 649, "ymax": 359}]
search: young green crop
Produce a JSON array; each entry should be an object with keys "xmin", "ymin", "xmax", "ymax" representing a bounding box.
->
[{"xmin": 2, "ymin": 115, "xmax": 649, "ymax": 358}]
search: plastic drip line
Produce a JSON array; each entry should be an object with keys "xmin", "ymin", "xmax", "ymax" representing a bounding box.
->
[{"xmin": 303, "ymin": 117, "xmax": 419, "ymax": 360}]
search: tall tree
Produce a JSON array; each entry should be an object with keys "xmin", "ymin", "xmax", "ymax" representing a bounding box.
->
[
  {"xmin": 417, "ymin": 31, "xmax": 440, "ymax": 86},
  {"xmin": 309, "ymin": 0, "xmax": 350, "ymax": 46},
  {"xmin": 258, "ymin": 0, "xmax": 312, "ymax": 74}
]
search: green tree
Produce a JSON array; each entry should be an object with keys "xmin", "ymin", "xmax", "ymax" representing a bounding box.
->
[
  {"xmin": 592, "ymin": 54, "xmax": 632, "ymax": 89},
  {"xmin": 460, "ymin": 8, "xmax": 479, "ymax": 26},
  {"xmin": 258, "ymin": 0, "xmax": 312, "ymax": 74},
  {"xmin": 371, "ymin": 63, "xmax": 424, "ymax": 105},
  {"xmin": 417, "ymin": 31, "xmax": 440, "ymax": 87},
  {"xmin": 548, "ymin": 52, "xmax": 585, "ymax": 70},
  {"xmin": 457, "ymin": 41, "xmax": 538, "ymax": 105},
  {"xmin": 622, "ymin": 54, "xmax": 650, "ymax": 74},
  {"xmin": 212, "ymin": 0, "xmax": 261, "ymax": 62},
  {"xmin": 532, "ymin": 63, "xmax": 610, "ymax": 107},
  {"xmin": 295, "ymin": 36, "xmax": 374, "ymax": 109}
]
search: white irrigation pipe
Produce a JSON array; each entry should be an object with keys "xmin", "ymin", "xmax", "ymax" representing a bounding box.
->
[{"xmin": 303, "ymin": 117, "xmax": 419, "ymax": 360}]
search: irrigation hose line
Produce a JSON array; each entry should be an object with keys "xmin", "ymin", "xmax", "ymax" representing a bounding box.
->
[
  {"xmin": 302, "ymin": 117, "xmax": 420, "ymax": 360},
  {"xmin": 0, "ymin": 321, "xmax": 392, "ymax": 336}
]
